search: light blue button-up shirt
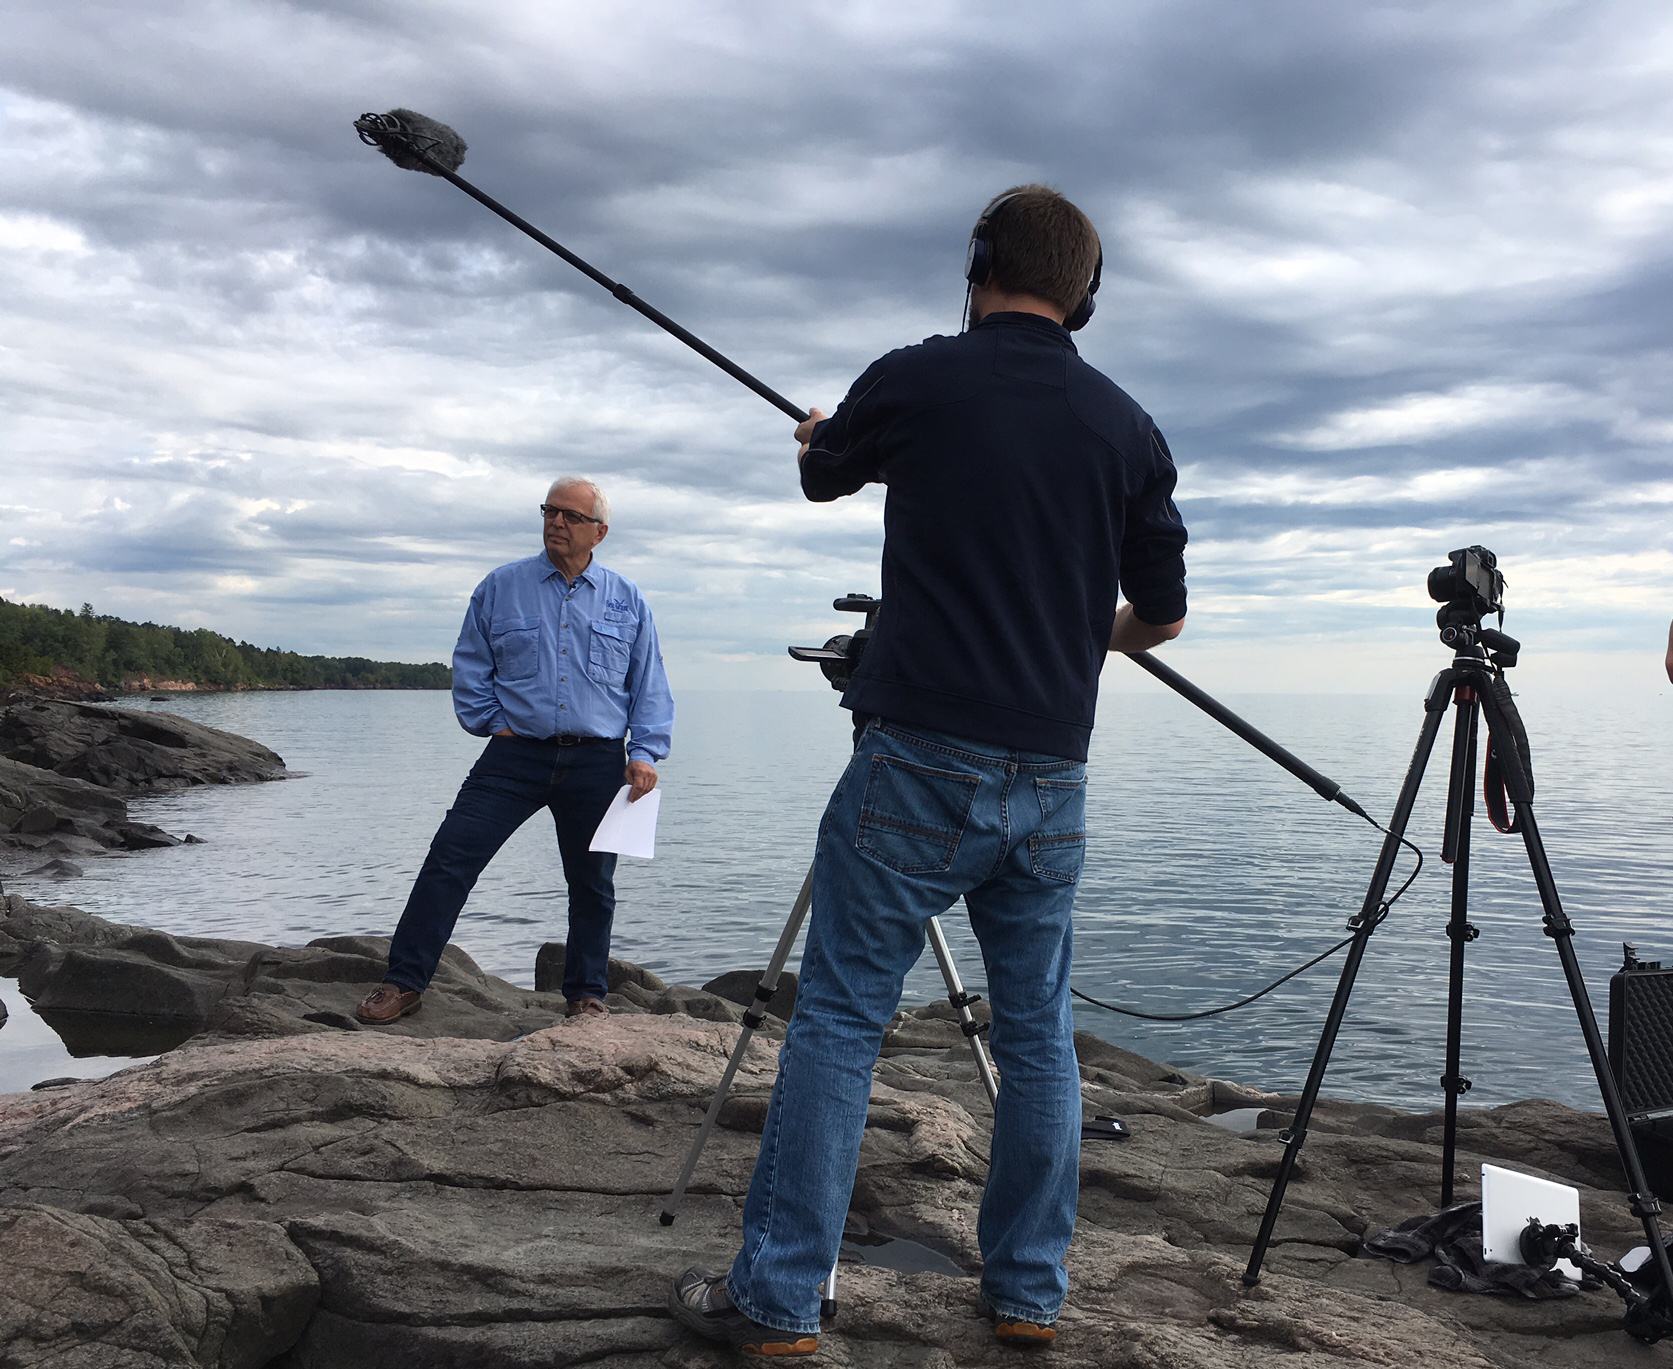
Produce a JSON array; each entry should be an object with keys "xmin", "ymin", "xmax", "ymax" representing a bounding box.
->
[{"xmin": 451, "ymin": 552, "xmax": 674, "ymax": 764}]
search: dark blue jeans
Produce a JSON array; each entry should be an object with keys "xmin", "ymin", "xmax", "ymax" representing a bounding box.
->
[{"xmin": 384, "ymin": 735, "xmax": 623, "ymax": 1001}]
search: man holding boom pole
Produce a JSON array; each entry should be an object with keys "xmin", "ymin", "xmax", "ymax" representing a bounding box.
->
[{"xmin": 671, "ymin": 186, "xmax": 1188, "ymax": 1358}]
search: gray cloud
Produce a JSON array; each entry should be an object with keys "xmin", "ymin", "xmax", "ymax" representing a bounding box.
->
[{"xmin": 2, "ymin": 0, "xmax": 1670, "ymax": 690}]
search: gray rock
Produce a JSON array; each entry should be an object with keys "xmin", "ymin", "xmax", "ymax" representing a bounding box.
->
[
  {"xmin": 534, "ymin": 939, "xmax": 668, "ymax": 996},
  {"xmin": 224, "ymin": 934, "xmax": 579, "ymax": 1043},
  {"xmin": 0, "ymin": 901, "xmax": 1657, "ymax": 1367},
  {"xmin": 0, "ymin": 700, "xmax": 282, "ymax": 867},
  {"xmin": 1, "ymin": 1003, "xmax": 1634, "ymax": 1367},
  {"xmin": 18, "ymin": 857, "xmax": 84, "ymax": 879},
  {"xmin": 17, "ymin": 804, "xmax": 64, "ymax": 835},
  {"xmin": 702, "ymin": 967, "xmax": 798, "ymax": 1021},
  {"xmin": 0, "ymin": 756, "xmax": 184, "ymax": 860},
  {"xmin": 121, "ymin": 824, "xmax": 185, "ymax": 850},
  {"xmin": 11, "ymin": 917, "xmax": 268, "ymax": 1022},
  {"xmin": 0, "ymin": 1204, "xmax": 319, "ymax": 1368},
  {"xmin": 0, "ymin": 757, "xmax": 127, "ymax": 833},
  {"xmin": 1, "ymin": 894, "xmax": 143, "ymax": 965},
  {"xmin": 0, "ymin": 898, "xmax": 576, "ymax": 1048},
  {"xmin": 1, "ymin": 897, "xmax": 728, "ymax": 1051},
  {"xmin": 0, "ymin": 697, "xmax": 286, "ymax": 794}
]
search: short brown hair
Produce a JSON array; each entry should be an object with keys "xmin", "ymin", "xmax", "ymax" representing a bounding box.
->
[{"xmin": 976, "ymin": 184, "xmax": 1101, "ymax": 315}]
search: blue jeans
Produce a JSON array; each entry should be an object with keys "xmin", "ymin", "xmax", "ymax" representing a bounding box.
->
[
  {"xmin": 728, "ymin": 721, "xmax": 1087, "ymax": 1333},
  {"xmin": 384, "ymin": 735, "xmax": 623, "ymax": 1000}
]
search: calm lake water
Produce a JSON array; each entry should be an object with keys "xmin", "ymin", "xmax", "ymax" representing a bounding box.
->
[{"xmin": 3, "ymin": 680, "xmax": 1671, "ymax": 1111}]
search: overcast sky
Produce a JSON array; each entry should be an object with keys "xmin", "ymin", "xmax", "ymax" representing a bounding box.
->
[{"xmin": 3, "ymin": 0, "xmax": 1670, "ymax": 694}]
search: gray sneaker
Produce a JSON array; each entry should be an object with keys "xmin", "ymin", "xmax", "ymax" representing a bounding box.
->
[{"xmin": 668, "ymin": 1267, "xmax": 819, "ymax": 1359}]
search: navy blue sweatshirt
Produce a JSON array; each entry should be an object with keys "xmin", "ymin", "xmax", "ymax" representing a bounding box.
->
[{"xmin": 800, "ymin": 311, "xmax": 1188, "ymax": 762}]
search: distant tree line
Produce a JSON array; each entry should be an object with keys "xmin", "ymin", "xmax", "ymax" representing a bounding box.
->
[{"xmin": 0, "ymin": 599, "xmax": 449, "ymax": 691}]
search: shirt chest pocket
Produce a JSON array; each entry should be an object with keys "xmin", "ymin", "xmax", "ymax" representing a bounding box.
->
[
  {"xmin": 490, "ymin": 616, "xmax": 541, "ymax": 682},
  {"xmin": 587, "ymin": 618, "xmax": 637, "ymax": 687}
]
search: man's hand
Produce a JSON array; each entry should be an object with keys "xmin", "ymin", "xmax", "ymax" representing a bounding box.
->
[
  {"xmin": 495, "ymin": 727, "xmax": 515, "ymax": 737},
  {"xmin": 625, "ymin": 760, "xmax": 658, "ymax": 802},
  {"xmin": 1109, "ymin": 603, "xmax": 1186, "ymax": 654},
  {"xmin": 795, "ymin": 408, "xmax": 829, "ymax": 465},
  {"xmin": 1665, "ymin": 618, "xmax": 1672, "ymax": 683}
]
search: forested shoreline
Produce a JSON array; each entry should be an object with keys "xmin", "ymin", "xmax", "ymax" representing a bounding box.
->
[{"xmin": 0, "ymin": 599, "xmax": 449, "ymax": 692}]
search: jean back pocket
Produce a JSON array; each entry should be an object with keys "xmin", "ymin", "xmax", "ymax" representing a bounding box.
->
[
  {"xmin": 1028, "ymin": 774, "xmax": 1086, "ymax": 883},
  {"xmin": 856, "ymin": 755, "xmax": 979, "ymax": 874}
]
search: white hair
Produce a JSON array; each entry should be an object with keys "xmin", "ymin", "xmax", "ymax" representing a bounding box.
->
[{"xmin": 546, "ymin": 477, "xmax": 609, "ymax": 524}]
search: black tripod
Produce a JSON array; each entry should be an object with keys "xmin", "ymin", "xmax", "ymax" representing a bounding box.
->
[{"xmin": 1241, "ymin": 558, "xmax": 1673, "ymax": 1342}]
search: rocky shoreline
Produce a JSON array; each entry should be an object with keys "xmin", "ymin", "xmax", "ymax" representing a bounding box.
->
[
  {"xmin": 0, "ymin": 892, "xmax": 1655, "ymax": 1367},
  {"xmin": 0, "ymin": 697, "xmax": 1659, "ymax": 1366},
  {"xmin": 0, "ymin": 694, "xmax": 286, "ymax": 872}
]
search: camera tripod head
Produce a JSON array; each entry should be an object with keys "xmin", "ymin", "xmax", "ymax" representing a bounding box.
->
[
  {"xmin": 789, "ymin": 594, "xmax": 879, "ymax": 691},
  {"xmin": 1429, "ymin": 545, "xmax": 1519, "ymax": 668}
]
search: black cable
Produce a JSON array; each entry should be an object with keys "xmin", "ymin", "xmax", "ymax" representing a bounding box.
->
[{"xmin": 1071, "ymin": 820, "xmax": 1424, "ymax": 1023}]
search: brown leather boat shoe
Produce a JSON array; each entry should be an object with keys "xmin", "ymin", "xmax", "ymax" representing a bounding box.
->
[
  {"xmin": 565, "ymin": 997, "xmax": 609, "ymax": 1018},
  {"xmin": 355, "ymin": 983, "xmax": 422, "ymax": 1025}
]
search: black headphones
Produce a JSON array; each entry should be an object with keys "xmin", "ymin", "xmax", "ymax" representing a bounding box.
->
[{"xmin": 964, "ymin": 193, "xmax": 1103, "ymax": 331}]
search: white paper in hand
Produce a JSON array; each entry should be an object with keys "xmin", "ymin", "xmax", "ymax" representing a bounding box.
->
[{"xmin": 588, "ymin": 785, "xmax": 661, "ymax": 858}]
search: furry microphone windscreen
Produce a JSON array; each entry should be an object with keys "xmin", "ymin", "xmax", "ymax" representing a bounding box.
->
[{"xmin": 361, "ymin": 109, "xmax": 467, "ymax": 175}]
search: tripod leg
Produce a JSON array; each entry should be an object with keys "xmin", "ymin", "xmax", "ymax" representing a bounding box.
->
[
  {"xmin": 1439, "ymin": 688, "xmax": 1481, "ymax": 1205},
  {"xmin": 1243, "ymin": 675, "xmax": 1453, "ymax": 1285},
  {"xmin": 1512, "ymin": 806, "xmax": 1673, "ymax": 1316},
  {"xmin": 660, "ymin": 864, "xmax": 815, "ymax": 1225},
  {"xmin": 926, "ymin": 914, "xmax": 999, "ymax": 1108}
]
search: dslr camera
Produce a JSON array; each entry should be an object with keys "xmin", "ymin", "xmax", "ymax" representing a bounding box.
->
[
  {"xmin": 1428, "ymin": 545, "xmax": 1516, "ymax": 662},
  {"xmin": 1427, "ymin": 545, "xmax": 1505, "ymax": 619}
]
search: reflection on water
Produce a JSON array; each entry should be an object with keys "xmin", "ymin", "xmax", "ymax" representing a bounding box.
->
[
  {"xmin": 840, "ymin": 1227, "xmax": 965, "ymax": 1277},
  {"xmin": 0, "ymin": 977, "xmax": 160, "ymax": 1092},
  {"xmin": 2, "ymin": 684, "xmax": 1669, "ymax": 1112},
  {"xmin": 33, "ymin": 1008, "xmax": 200, "ymax": 1058}
]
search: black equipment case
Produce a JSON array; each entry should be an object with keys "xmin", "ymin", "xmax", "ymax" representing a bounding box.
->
[{"xmin": 1610, "ymin": 944, "xmax": 1673, "ymax": 1201}]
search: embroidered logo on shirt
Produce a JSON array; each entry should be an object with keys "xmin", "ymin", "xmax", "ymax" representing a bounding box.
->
[{"xmin": 606, "ymin": 597, "xmax": 633, "ymax": 614}]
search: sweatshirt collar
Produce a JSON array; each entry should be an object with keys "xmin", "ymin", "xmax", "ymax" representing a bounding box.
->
[{"xmin": 974, "ymin": 310, "xmax": 1073, "ymax": 344}]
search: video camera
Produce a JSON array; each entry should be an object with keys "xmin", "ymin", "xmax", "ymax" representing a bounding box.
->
[{"xmin": 788, "ymin": 595, "xmax": 879, "ymax": 691}]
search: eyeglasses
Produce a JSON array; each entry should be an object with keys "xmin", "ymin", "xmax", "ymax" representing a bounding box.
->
[{"xmin": 540, "ymin": 504, "xmax": 604, "ymax": 526}]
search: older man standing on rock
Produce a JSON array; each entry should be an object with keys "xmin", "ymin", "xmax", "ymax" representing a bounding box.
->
[{"xmin": 356, "ymin": 477, "xmax": 673, "ymax": 1025}]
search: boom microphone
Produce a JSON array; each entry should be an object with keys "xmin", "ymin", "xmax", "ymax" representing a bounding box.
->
[
  {"xmin": 352, "ymin": 109, "xmax": 808, "ymax": 422},
  {"xmin": 356, "ymin": 108, "xmax": 467, "ymax": 175}
]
